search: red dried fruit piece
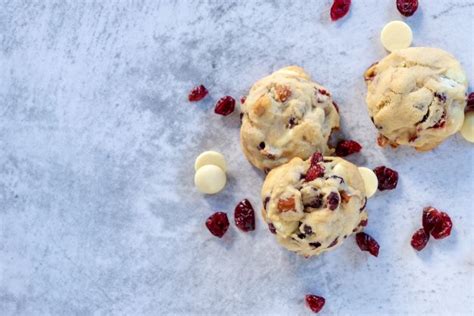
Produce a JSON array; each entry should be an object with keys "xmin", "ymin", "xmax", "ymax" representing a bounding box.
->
[
  {"xmin": 465, "ymin": 92, "xmax": 474, "ymax": 112},
  {"xmin": 411, "ymin": 228, "xmax": 429, "ymax": 251},
  {"xmin": 205, "ymin": 212, "xmax": 229, "ymax": 238},
  {"xmin": 310, "ymin": 152, "xmax": 324, "ymax": 165},
  {"xmin": 355, "ymin": 232, "xmax": 379, "ymax": 257},
  {"xmin": 360, "ymin": 197, "xmax": 367, "ymax": 211},
  {"xmin": 278, "ymin": 197, "xmax": 296, "ymax": 212},
  {"xmin": 214, "ymin": 96, "xmax": 236, "ymax": 116},
  {"xmin": 332, "ymin": 101, "xmax": 339, "ymax": 113},
  {"xmin": 318, "ymin": 88, "xmax": 330, "ymax": 96},
  {"xmin": 263, "ymin": 196, "xmax": 270, "ymax": 210},
  {"xmin": 358, "ymin": 219, "xmax": 368, "ymax": 227},
  {"xmin": 286, "ymin": 116, "xmax": 298, "ymax": 129},
  {"xmin": 234, "ymin": 199, "xmax": 255, "ymax": 232},
  {"xmin": 326, "ymin": 192, "xmax": 340, "ymax": 210},
  {"xmin": 396, "ymin": 0, "xmax": 418, "ymax": 17},
  {"xmin": 431, "ymin": 112, "xmax": 446, "ymax": 129},
  {"xmin": 305, "ymin": 295, "xmax": 326, "ymax": 313},
  {"xmin": 268, "ymin": 223, "xmax": 276, "ymax": 234},
  {"xmin": 431, "ymin": 212, "xmax": 453, "ymax": 239},
  {"xmin": 373, "ymin": 166, "xmax": 399, "ymax": 191},
  {"xmin": 305, "ymin": 164, "xmax": 325, "ymax": 182},
  {"xmin": 304, "ymin": 194, "xmax": 323, "ymax": 209},
  {"xmin": 240, "ymin": 96, "xmax": 246, "ymax": 104},
  {"xmin": 408, "ymin": 134, "xmax": 418, "ymax": 142},
  {"xmin": 330, "ymin": 0, "xmax": 351, "ymax": 21},
  {"xmin": 188, "ymin": 85, "xmax": 208, "ymax": 102},
  {"xmin": 422, "ymin": 206, "xmax": 441, "ymax": 234},
  {"xmin": 328, "ymin": 238, "xmax": 338, "ymax": 248},
  {"xmin": 335, "ymin": 140, "xmax": 362, "ymax": 157},
  {"xmin": 434, "ymin": 92, "xmax": 447, "ymax": 103}
]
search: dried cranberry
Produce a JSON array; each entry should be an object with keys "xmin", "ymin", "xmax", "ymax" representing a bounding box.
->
[
  {"xmin": 258, "ymin": 142, "xmax": 265, "ymax": 150},
  {"xmin": 466, "ymin": 92, "xmax": 474, "ymax": 112},
  {"xmin": 360, "ymin": 197, "xmax": 367, "ymax": 211},
  {"xmin": 408, "ymin": 134, "xmax": 418, "ymax": 142},
  {"xmin": 304, "ymin": 225, "xmax": 313, "ymax": 235},
  {"xmin": 287, "ymin": 116, "xmax": 298, "ymax": 129},
  {"xmin": 318, "ymin": 88, "xmax": 330, "ymax": 96},
  {"xmin": 373, "ymin": 166, "xmax": 399, "ymax": 191},
  {"xmin": 431, "ymin": 212, "xmax": 452, "ymax": 239},
  {"xmin": 305, "ymin": 295, "xmax": 325, "ymax": 313},
  {"xmin": 309, "ymin": 242, "xmax": 321, "ymax": 248},
  {"xmin": 431, "ymin": 111, "xmax": 446, "ymax": 129},
  {"xmin": 434, "ymin": 92, "xmax": 447, "ymax": 103},
  {"xmin": 214, "ymin": 96, "xmax": 235, "ymax": 116},
  {"xmin": 305, "ymin": 195, "xmax": 323, "ymax": 209},
  {"xmin": 240, "ymin": 96, "xmax": 246, "ymax": 104},
  {"xmin": 328, "ymin": 238, "xmax": 338, "ymax": 248},
  {"xmin": 310, "ymin": 152, "xmax": 324, "ymax": 165},
  {"xmin": 396, "ymin": 0, "xmax": 418, "ymax": 17},
  {"xmin": 355, "ymin": 232, "xmax": 379, "ymax": 257},
  {"xmin": 326, "ymin": 192, "xmax": 340, "ymax": 210},
  {"xmin": 234, "ymin": 199, "xmax": 255, "ymax": 232},
  {"xmin": 422, "ymin": 206, "xmax": 441, "ymax": 234},
  {"xmin": 305, "ymin": 164, "xmax": 325, "ymax": 181},
  {"xmin": 411, "ymin": 228, "xmax": 429, "ymax": 251},
  {"xmin": 268, "ymin": 223, "xmax": 277, "ymax": 234},
  {"xmin": 330, "ymin": 0, "xmax": 351, "ymax": 21},
  {"xmin": 205, "ymin": 212, "xmax": 229, "ymax": 238},
  {"xmin": 188, "ymin": 85, "xmax": 208, "ymax": 102},
  {"xmin": 335, "ymin": 140, "xmax": 362, "ymax": 157},
  {"xmin": 263, "ymin": 196, "xmax": 270, "ymax": 210},
  {"xmin": 358, "ymin": 219, "xmax": 368, "ymax": 227}
]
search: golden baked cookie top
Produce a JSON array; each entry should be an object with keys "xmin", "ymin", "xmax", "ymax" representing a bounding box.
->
[{"xmin": 240, "ymin": 66, "xmax": 340, "ymax": 170}]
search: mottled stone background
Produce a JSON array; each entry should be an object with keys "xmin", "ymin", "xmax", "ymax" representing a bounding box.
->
[{"xmin": 0, "ymin": 1, "xmax": 473, "ymax": 315}]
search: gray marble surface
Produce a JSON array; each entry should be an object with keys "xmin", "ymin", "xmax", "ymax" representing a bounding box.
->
[{"xmin": 1, "ymin": 1, "xmax": 473, "ymax": 315}]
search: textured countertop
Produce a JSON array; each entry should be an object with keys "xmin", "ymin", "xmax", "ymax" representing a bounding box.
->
[{"xmin": 1, "ymin": 1, "xmax": 473, "ymax": 315}]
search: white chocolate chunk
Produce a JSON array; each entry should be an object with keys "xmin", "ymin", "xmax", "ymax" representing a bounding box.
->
[
  {"xmin": 460, "ymin": 112, "xmax": 474, "ymax": 143},
  {"xmin": 357, "ymin": 167, "xmax": 378, "ymax": 198},
  {"xmin": 194, "ymin": 165, "xmax": 226, "ymax": 194},
  {"xmin": 194, "ymin": 151, "xmax": 227, "ymax": 171},
  {"xmin": 380, "ymin": 21, "xmax": 413, "ymax": 52}
]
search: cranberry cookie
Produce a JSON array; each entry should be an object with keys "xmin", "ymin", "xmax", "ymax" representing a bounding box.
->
[
  {"xmin": 261, "ymin": 153, "xmax": 367, "ymax": 257},
  {"xmin": 240, "ymin": 66, "xmax": 340, "ymax": 170},
  {"xmin": 365, "ymin": 47, "xmax": 468, "ymax": 151}
]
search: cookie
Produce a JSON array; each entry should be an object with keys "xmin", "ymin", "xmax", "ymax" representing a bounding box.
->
[
  {"xmin": 240, "ymin": 66, "xmax": 340, "ymax": 170},
  {"xmin": 364, "ymin": 47, "xmax": 468, "ymax": 151},
  {"xmin": 261, "ymin": 153, "xmax": 367, "ymax": 257}
]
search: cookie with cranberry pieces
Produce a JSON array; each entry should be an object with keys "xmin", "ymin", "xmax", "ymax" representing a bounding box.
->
[
  {"xmin": 261, "ymin": 153, "xmax": 367, "ymax": 257},
  {"xmin": 240, "ymin": 66, "xmax": 340, "ymax": 170},
  {"xmin": 365, "ymin": 47, "xmax": 467, "ymax": 151}
]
